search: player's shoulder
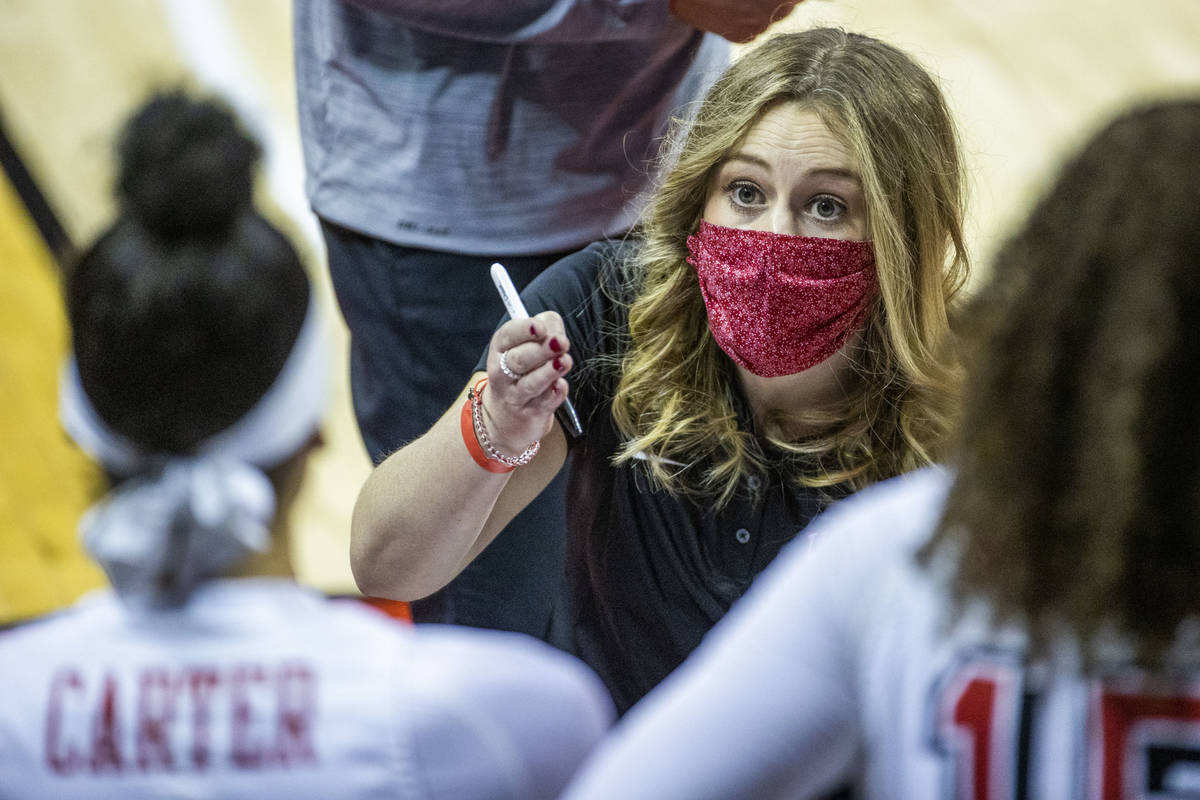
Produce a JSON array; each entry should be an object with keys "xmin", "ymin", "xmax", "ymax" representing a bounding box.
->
[
  {"xmin": 406, "ymin": 625, "xmax": 610, "ymax": 701},
  {"xmin": 800, "ymin": 466, "xmax": 953, "ymax": 564},
  {"xmin": 0, "ymin": 591, "xmax": 118, "ymax": 654},
  {"xmin": 822, "ymin": 466, "xmax": 951, "ymax": 533},
  {"xmin": 398, "ymin": 628, "xmax": 615, "ymax": 800},
  {"xmin": 740, "ymin": 468, "xmax": 954, "ymax": 637}
]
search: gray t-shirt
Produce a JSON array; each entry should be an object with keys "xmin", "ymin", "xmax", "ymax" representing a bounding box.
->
[{"xmin": 294, "ymin": 0, "xmax": 728, "ymax": 256}]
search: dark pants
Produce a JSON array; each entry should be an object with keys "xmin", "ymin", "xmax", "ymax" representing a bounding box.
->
[{"xmin": 321, "ymin": 220, "xmax": 571, "ymax": 639}]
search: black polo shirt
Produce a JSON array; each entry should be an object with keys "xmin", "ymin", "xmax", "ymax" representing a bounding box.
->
[{"xmin": 487, "ymin": 239, "xmax": 840, "ymax": 713}]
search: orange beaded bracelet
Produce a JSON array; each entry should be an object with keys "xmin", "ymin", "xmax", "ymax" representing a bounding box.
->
[{"xmin": 460, "ymin": 378, "xmax": 540, "ymax": 474}]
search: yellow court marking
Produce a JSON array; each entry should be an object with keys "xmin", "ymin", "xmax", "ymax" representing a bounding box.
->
[{"xmin": 0, "ymin": 167, "xmax": 106, "ymax": 625}]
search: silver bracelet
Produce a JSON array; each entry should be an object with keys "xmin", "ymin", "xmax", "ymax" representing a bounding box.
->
[{"xmin": 470, "ymin": 382, "xmax": 540, "ymax": 468}]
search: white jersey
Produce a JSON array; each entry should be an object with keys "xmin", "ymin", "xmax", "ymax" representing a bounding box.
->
[
  {"xmin": 563, "ymin": 467, "xmax": 1200, "ymax": 800},
  {"xmin": 0, "ymin": 579, "xmax": 613, "ymax": 799}
]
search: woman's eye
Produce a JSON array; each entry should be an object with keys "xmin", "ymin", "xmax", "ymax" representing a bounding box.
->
[
  {"xmin": 727, "ymin": 182, "xmax": 765, "ymax": 208},
  {"xmin": 809, "ymin": 196, "xmax": 844, "ymax": 220}
]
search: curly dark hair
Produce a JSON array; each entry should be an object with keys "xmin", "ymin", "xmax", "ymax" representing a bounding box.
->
[{"xmin": 922, "ymin": 98, "xmax": 1200, "ymax": 665}]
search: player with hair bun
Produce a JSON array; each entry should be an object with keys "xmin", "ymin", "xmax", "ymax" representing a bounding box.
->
[{"xmin": 0, "ymin": 89, "xmax": 612, "ymax": 800}]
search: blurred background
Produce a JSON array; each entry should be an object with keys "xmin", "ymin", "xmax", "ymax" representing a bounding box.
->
[{"xmin": 2, "ymin": 0, "xmax": 1198, "ymax": 624}]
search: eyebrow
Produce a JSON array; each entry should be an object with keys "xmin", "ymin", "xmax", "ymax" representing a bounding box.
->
[{"xmin": 719, "ymin": 153, "xmax": 862, "ymax": 183}]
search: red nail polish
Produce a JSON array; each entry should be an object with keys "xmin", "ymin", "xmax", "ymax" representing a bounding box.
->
[
  {"xmin": 553, "ymin": 357, "xmax": 563, "ymax": 371},
  {"xmin": 530, "ymin": 324, "xmax": 537, "ymax": 336},
  {"xmin": 549, "ymin": 337, "xmax": 562, "ymax": 353}
]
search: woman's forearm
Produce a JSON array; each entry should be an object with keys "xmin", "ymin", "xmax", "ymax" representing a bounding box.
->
[{"xmin": 349, "ymin": 378, "xmax": 567, "ymax": 600}]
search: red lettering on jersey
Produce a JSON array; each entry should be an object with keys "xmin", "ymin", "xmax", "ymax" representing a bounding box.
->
[
  {"xmin": 933, "ymin": 660, "xmax": 1022, "ymax": 800},
  {"xmin": 936, "ymin": 658, "xmax": 1200, "ymax": 799},
  {"xmin": 188, "ymin": 667, "xmax": 220, "ymax": 770},
  {"xmin": 275, "ymin": 663, "xmax": 317, "ymax": 767},
  {"xmin": 954, "ymin": 678, "xmax": 998, "ymax": 800},
  {"xmin": 45, "ymin": 669, "xmax": 85, "ymax": 775},
  {"xmin": 90, "ymin": 673, "xmax": 123, "ymax": 773},
  {"xmin": 231, "ymin": 664, "xmax": 267, "ymax": 769},
  {"xmin": 136, "ymin": 668, "xmax": 180, "ymax": 771},
  {"xmin": 40, "ymin": 660, "xmax": 321, "ymax": 777},
  {"xmin": 1095, "ymin": 689, "xmax": 1200, "ymax": 800}
]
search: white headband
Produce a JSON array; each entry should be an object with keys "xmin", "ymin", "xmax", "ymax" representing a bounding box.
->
[
  {"xmin": 60, "ymin": 295, "xmax": 329, "ymax": 474},
  {"xmin": 59, "ymin": 296, "xmax": 329, "ymax": 606}
]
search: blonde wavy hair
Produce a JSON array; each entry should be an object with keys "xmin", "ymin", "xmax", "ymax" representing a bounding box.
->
[{"xmin": 610, "ymin": 28, "xmax": 969, "ymax": 508}]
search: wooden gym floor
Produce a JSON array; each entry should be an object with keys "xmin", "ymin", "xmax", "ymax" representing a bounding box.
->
[{"xmin": 1, "ymin": 0, "xmax": 1198, "ymax": 623}]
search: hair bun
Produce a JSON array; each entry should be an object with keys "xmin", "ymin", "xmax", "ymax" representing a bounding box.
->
[{"xmin": 116, "ymin": 89, "xmax": 261, "ymax": 239}]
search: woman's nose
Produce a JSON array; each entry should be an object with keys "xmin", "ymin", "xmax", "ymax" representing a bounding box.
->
[{"xmin": 768, "ymin": 206, "xmax": 802, "ymax": 237}]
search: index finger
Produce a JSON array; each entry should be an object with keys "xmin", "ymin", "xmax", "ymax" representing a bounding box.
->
[
  {"xmin": 530, "ymin": 310, "xmax": 569, "ymax": 351},
  {"xmin": 496, "ymin": 310, "xmax": 566, "ymax": 351}
]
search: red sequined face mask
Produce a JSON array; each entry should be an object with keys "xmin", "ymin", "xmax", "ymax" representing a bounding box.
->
[{"xmin": 686, "ymin": 220, "xmax": 877, "ymax": 378}]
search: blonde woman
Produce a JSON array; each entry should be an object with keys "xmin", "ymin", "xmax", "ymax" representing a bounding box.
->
[
  {"xmin": 560, "ymin": 98, "xmax": 1200, "ymax": 800},
  {"xmin": 353, "ymin": 27, "xmax": 970, "ymax": 713}
]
